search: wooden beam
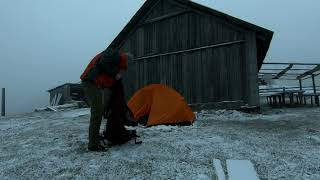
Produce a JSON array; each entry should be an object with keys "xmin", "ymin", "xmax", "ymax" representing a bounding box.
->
[
  {"xmin": 258, "ymin": 77, "xmax": 298, "ymax": 80},
  {"xmin": 259, "ymin": 72, "xmax": 301, "ymax": 75},
  {"xmin": 140, "ymin": 10, "xmax": 189, "ymax": 26},
  {"xmin": 47, "ymin": 106, "xmax": 58, "ymax": 112},
  {"xmin": 272, "ymin": 64, "xmax": 293, "ymax": 79},
  {"xmin": 298, "ymin": 72, "xmax": 320, "ymax": 80},
  {"xmin": 264, "ymin": 62, "xmax": 320, "ymax": 66},
  {"xmin": 296, "ymin": 65, "xmax": 320, "ymax": 79},
  {"xmin": 133, "ymin": 40, "xmax": 245, "ymax": 61},
  {"xmin": 259, "ymin": 85, "xmax": 320, "ymax": 92},
  {"xmin": 261, "ymin": 68, "xmax": 314, "ymax": 71}
]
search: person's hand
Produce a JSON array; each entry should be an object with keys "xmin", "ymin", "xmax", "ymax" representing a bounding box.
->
[{"xmin": 115, "ymin": 72, "xmax": 122, "ymax": 80}]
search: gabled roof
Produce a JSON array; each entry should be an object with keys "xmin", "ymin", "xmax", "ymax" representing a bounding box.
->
[
  {"xmin": 47, "ymin": 83, "xmax": 81, "ymax": 92},
  {"xmin": 107, "ymin": 0, "xmax": 273, "ymax": 69}
]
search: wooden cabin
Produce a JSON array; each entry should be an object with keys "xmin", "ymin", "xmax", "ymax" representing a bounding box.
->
[
  {"xmin": 47, "ymin": 83, "xmax": 84, "ymax": 106},
  {"xmin": 109, "ymin": 0, "xmax": 273, "ymax": 109}
]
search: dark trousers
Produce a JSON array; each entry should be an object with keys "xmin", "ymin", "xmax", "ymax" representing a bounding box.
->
[
  {"xmin": 82, "ymin": 81, "xmax": 111, "ymax": 148},
  {"xmin": 82, "ymin": 80, "xmax": 128, "ymax": 147}
]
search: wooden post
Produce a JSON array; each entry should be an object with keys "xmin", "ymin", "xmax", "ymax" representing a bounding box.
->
[
  {"xmin": 299, "ymin": 79, "xmax": 303, "ymax": 104},
  {"xmin": 299, "ymin": 79, "xmax": 302, "ymax": 90},
  {"xmin": 282, "ymin": 87, "xmax": 286, "ymax": 105},
  {"xmin": 312, "ymin": 74, "xmax": 319, "ymax": 106},
  {"xmin": 273, "ymin": 96, "xmax": 277, "ymax": 105},
  {"xmin": 1, "ymin": 88, "xmax": 5, "ymax": 116},
  {"xmin": 312, "ymin": 74, "xmax": 316, "ymax": 93}
]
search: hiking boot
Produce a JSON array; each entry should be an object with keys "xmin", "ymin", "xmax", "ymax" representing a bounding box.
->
[
  {"xmin": 104, "ymin": 130, "xmax": 133, "ymax": 145},
  {"xmin": 88, "ymin": 145, "xmax": 107, "ymax": 152}
]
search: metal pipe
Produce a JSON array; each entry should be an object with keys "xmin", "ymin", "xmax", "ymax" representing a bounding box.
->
[
  {"xmin": 133, "ymin": 40, "xmax": 245, "ymax": 61},
  {"xmin": 1, "ymin": 88, "xmax": 5, "ymax": 116}
]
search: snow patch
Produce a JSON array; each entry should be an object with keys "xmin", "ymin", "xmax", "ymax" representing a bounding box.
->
[
  {"xmin": 227, "ymin": 160, "xmax": 259, "ymax": 180},
  {"xmin": 212, "ymin": 159, "xmax": 226, "ymax": 180},
  {"xmin": 147, "ymin": 125, "xmax": 177, "ymax": 132},
  {"xmin": 60, "ymin": 108, "xmax": 90, "ymax": 118},
  {"xmin": 306, "ymin": 135, "xmax": 320, "ymax": 144}
]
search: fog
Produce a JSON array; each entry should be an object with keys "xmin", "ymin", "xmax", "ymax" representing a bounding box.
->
[{"xmin": 0, "ymin": 0, "xmax": 319, "ymax": 114}]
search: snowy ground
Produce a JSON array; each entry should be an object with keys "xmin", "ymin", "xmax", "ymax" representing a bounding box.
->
[{"xmin": 0, "ymin": 107, "xmax": 320, "ymax": 180}]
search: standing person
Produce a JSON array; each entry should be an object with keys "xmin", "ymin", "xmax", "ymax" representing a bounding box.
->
[{"xmin": 80, "ymin": 48, "xmax": 129, "ymax": 151}]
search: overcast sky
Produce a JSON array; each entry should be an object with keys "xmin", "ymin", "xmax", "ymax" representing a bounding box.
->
[{"xmin": 0, "ymin": 0, "xmax": 319, "ymax": 114}]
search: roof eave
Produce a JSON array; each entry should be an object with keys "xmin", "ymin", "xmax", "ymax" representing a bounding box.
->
[{"xmin": 107, "ymin": 0, "xmax": 273, "ymax": 70}]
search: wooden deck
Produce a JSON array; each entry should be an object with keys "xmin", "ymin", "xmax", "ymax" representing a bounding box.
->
[
  {"xmin": 266, "ymin": 91, "xmax": 320, "ymax": 106},
  {"xmin": 259, "ymin": 62, "xmax": 320, "ymax": 107}
]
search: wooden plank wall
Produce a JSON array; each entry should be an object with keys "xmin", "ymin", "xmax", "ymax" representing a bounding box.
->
[
  {"xmin": 120, "ymin": 0, "xmax": 258, "ymax": 106},
  {"xmin": 49, "ymin": 86, "xmax": 69, "ymax": 105},
  {"xmin": 243, "ymin": 31, "xmax": 259, "ymax": 106}
]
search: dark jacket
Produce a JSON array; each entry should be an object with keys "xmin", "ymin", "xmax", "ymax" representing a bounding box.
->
[{"xmin": 80, "ymin": 49, "xmax": 128, "ymax": 88}]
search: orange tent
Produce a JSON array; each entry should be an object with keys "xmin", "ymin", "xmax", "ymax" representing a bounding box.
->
[{"xmin": 127, "ymin": 84, "xmax": 195, "ymax": 127}]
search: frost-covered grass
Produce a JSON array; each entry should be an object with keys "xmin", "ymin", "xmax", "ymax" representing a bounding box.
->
[{"xmin": 0, "ymin": 107, "xmax": 320, "ymax": 179}]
